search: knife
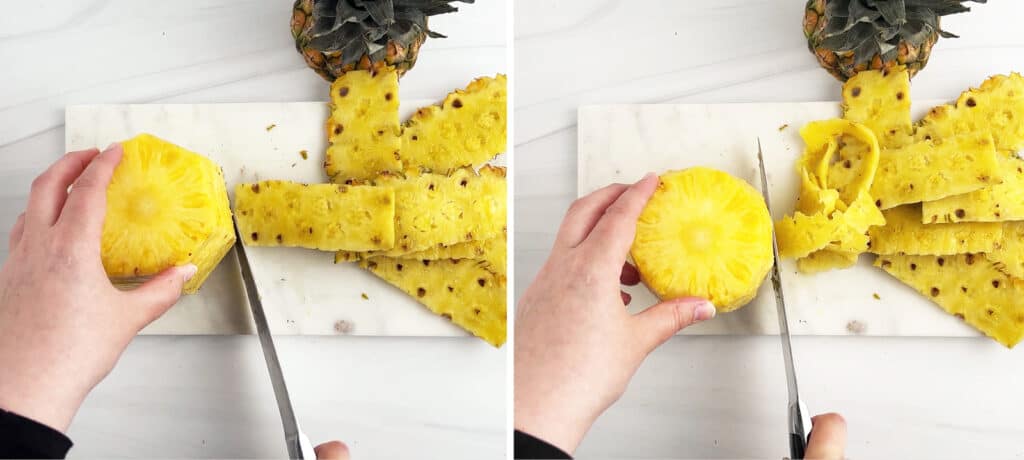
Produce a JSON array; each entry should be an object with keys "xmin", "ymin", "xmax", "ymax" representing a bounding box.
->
[
  {"xmin": 756, "ymin": 138, "xmax": 814, "ymax": 459},
  {"xmin": 233, "ymin": 222, "xmax": 317, "ymax": 460}
]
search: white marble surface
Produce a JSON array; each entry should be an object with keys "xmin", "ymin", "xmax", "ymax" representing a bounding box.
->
[
  {"xmin": 1, "ymin": 1, "xmax": 506, "ymax": 458},
  {"xmin": 516, "ymin": 1, "xmax": 1024, "ymax": 458}
]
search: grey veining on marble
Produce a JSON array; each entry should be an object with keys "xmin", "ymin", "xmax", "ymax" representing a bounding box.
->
[
  {"xmin": 2, "ymin": 1, "xmax": 507, "ymax": 458},
  {"xmin": 516, "ymin": 0, "xmax": 1024, "ymax": 458}
]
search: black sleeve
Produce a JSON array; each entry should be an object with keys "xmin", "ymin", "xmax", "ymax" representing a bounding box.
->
[
  {"xmin": 0, "ymin": 408, "xmax": 72, "ymax": 459},
  {"xmin": 514, "ymin": 429, "xmax": 571, "ymax": 459}
]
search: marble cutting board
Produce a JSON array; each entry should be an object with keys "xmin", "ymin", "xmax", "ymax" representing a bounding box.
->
[
  {"xmin": 67, "ymin": 101, "xmax": 499, "ymax": 337},
  {"xmin": 578, "ymin": 101, "xmax": 986, "ymax": 338}
]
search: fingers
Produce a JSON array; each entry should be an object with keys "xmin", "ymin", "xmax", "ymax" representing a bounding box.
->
[
  {"xmin": 631, "ymin": 297, "xmax": 715, "ymax": 353},
  {"xmin": 8, "ymin": 213, "xmax": 25, "ymax": 252},
  {"xmin": 579, "ymin": 173, "xmax": 659, "ymax": 265},
  {"xmin": 57, "ymin": 144, "xmax": 123, "ymax": 239},
  {"xmin": 805, "ymin": 413, "xmax": 847, "ymax": 460},
  {"xmin": 24, "ymin": 149, "xmax": 101, "ymax": 230},
  {"xmin": 314, "ymin": 440, "xmax": 351, "ymax": 460},
  {"xmin": 554, "ymin": 183, "xmax": 629, "ymax": 248},
  {"xmin": 126, "ymin": 264, "xmax": 196, "ymax": 328},
  {"xmin": 620, "ymin": 261, "xmax": 640, "ymax": 286}
]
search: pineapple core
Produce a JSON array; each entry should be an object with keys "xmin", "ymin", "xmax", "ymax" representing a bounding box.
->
[
  {"xmin": 631, "ymin": 168, "xmax": 773, "ymax": 312},
  {"xmin": 101, "ymin": 133, "xmax": 235, "ymax": 294}
]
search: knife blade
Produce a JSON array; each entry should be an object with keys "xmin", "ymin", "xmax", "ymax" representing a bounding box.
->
[
  {"xmin": 756, "ymin": 138, "xmax": 813, "ymax": 459},
  {"xmin": 233, "ymin": 222, "xmax": 316, "ymax": 460}
]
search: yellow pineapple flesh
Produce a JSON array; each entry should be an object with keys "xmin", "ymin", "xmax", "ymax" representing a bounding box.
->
[
  {"xmin": 868, "ymin": 205, "xmax": 1003, "ymax": 256},
  {"xmin": 987, "ymin": 222, "xmax": 1024, "ymax": 280},
  {"xmin": 631, "ymin": 168, "xmax": 772, "ymax": 312},
  {"xmin": 324, "ymin": 68, "xmax": 402, "ymax": 183},
  {"xmin": 916, "ymin": 73, "xmax": 1024, "ymax": 156},
  {"xmin": 401, "ymin": 74, "xmax": 507, "ymax": 173},
  {"xmin": 336, "ymin": 166, "xmax": 507, "ymax": 259},
  {"xmin": 796, "ymin": 249, "xmax": 859, "ymax": 274},
  {"xmin": 922, "ymin": 156, "xmax": 1024, "ymax": 223},
  {"xmin": 362, "ymin": 257, "xmax": 506, "ymax": 347},
  {"xmin": 841, "ymin": 66, "xmax": 914, "ymax": 149},
  {"xmin": 234, "ymin": 181, "xmax": 395, "ymax": 252},
  {"xmin": 102, "ymin": 133, "xmax": 235, "ymax": 294},
  {"xmin": 876, "ymin": 254, "xmax": 1024, "ymax": 348},
  {"xmin": 869, "ymin": 132, "xmax": 1001, "ymax": 210}
]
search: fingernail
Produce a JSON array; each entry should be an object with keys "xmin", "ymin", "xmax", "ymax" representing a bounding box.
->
[
  {"xmin": 181, "ymin": 264, "xmax": 198, "ymax": 282},
  {"xmin": 102, "ymin": 143, "xmax": 122, "ymax": 154},
  {"xmin": 637, "ymin": 172, "xmax": 656, "ymax": 184},
  {"xmin": 694, "ymin": 301, "xmax": 717, "ymax": 321}
]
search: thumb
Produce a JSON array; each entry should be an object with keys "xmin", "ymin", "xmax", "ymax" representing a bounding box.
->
[
  {"xmin": 805, "ymin": 413, "xmax": 847, "ymax": 460},
  {"xmin": 631, "ymin": 297, "xmax": 715, "ymax": 353},
  {"xmin": 128, "ymin": 264, "xmax": 197, "ymax": 327},
  {"xmin": 315, "ymin": 441, "xmax": 351, "ymax": 460}
]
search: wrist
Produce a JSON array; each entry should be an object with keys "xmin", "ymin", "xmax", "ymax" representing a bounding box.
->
[
  {"xmin": 513, "ymin": 391, "xmax": 597, "ymax": 455},
  {"xmin": 0, "ymin": 360, "xmax": 87, "ymax": 433}
]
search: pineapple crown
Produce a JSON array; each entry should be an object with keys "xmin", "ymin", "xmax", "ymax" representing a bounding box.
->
[
  {"xmin": 817, "ymin": 0, "xmax": 985, "ymax": 65},
  {"xmin": 306, "ymin": 0, "xmax": 473, "ymax": 65}
]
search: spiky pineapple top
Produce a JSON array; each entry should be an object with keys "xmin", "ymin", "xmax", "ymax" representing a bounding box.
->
[
  {"xmin": 804, "ymin": 0, "xmax": 985, "ymax": 81},
  {"xmin": 292, "ymin": 0, "xmax": 473, "ymax": 81}
]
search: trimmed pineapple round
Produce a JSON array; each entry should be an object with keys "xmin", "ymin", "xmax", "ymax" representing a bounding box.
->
[
  {"xmin": 102, "ymin": 134, "xmax": 235, "ymax": 294},
  {"xmin": 631, "ymin": 168, "xmax": 773, "ymax": 312}
]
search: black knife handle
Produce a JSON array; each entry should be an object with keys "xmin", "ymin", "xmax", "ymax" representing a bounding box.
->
[{"xmin": 790, "ymin": 432, "xmax": 807, "ymax": 459}]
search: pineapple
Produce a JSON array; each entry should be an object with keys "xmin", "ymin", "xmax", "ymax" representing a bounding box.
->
[
  {"xmin": 922, "ymin": 156, "xmax": 1024, "ymax": 223},
  {"xmin": 401, "ymin": 75, "xmax": 507, "ymax": 173},
  {"xmin": 841, "ymin": 66, "xmax": 913, "ymax": 148},
  {"xmin": 101, "ymin": 134, "xmax": 235, "ymax": 294},
  {"xmin": 324, "ymin": 68, "xmax": 402, "ymax": 183},
  {"xmin": 234, "ymin": 180, "xmax": 395, "ymax": 252},
  {"xmin": 876, "ymin": 254, "xmax": 1024, "ymax": 348},
  {"xmin": 800, "ymin": 119, "xmax": 880, "ymax": 204},
  {"xmin": 631, "ymin": 168, "xmax": 773, "ymax": 312},
  {"xmin": 401, "ymin": 234, "xmax": 505, "ymax": 275},
  {"xmin": 291, "ymin": 0, "xmax": 472, "ymax": 81},
  {"xmin": 869, "ymin": 132, "xmax": 1001, "ymax": 210},
  {"xmin": 797, "ymin": 249, "xmax": 859, "ymax": 274},
  {"xmin": 988, "ymin": 222, "xmax": 1024, "ymax": 280},
  {"xmin": 362, "ymin": 257, "xmax": 506, "ymax": 347},
  {"xmin": 803, "ymin": 0, "xmax": 983, "ymax": 81},
  {"xmin": 336, "ymin": 166, "xmax": 506, "ymax": 259},
  {"xmin": 868, "ymin": 205, "xmax": 1002, "ymax": 256},
  {"xmin": 916, "ymin": 73, "xmax": 1024, "ymax": 155}
]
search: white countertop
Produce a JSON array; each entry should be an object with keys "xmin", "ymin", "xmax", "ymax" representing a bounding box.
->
[
  {"xmin": 515, "ymin": 1, "xmax": 1024, "ymax": 458},
  {"xmin": 1, "ymin": 1, "xmax": 507, "ymax": 459}
]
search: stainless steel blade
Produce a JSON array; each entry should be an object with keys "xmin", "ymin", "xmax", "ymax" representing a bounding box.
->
[
  {"xmin": 756, "ymin": 139, "xmax": 811, "ymax": 456},
  {"xmin": 233, "ymin": 223, "xmax": 313, "ymax": 460}
]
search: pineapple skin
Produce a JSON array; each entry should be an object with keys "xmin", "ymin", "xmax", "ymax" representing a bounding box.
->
[
  {"xmin": 842, "ymin": 67, "xmax": 914, "ymax": 149},
  {"xmin": 290, "ymin": 0, "xmax": 425, "ymax": 81},
  {"xmin": 868, "ymin": 205, "xmax": 1003, "ymax": 256},
  {"xmin": 324, "ymin": 68, "xmax": 403, "ymax": 183},
  {"xmin": 101, "ymin": 134, "xmax": 235, "ymax": 294},
  {"xmin": 916, "ymin": 73, "xmax": 1024, "ymax": 156},
  {"xmin": 235, "ymin": 180, "xmax": 395, "ymax": 252},
  {"xmin": 401, "ymin": 75, "xmax": 507, "ymax": 173},
  {"xmin": 804, "ymin": 0, "xmax": 937, "ymax": 81},
  {"xmin": 631, "ymin": 168, "xmax": 773, "ymax": 312}
]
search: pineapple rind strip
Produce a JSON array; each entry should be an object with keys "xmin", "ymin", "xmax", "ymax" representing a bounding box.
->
[
  {"xmin": 324, "ymin": 68, "xmax": 402, "ymax": 183},
  {"xmin": 875, "ymin": 254, "xmax": 1024, "ymax": 348},
  {"xmin": 987, "ymin": 222, "xmax": 1024, "ymax": 280},
  {"xmin": 841, "ymin": 66, "xmax": 914, "ymax": 150},
  {"xmin": 361, "ymin": 257, "xmax": 506, "ymax": 347},
  {"xmin": 921, "ymin": 156, "xmax": 1024, "ymax": 223},
  {"xmin": 868, "ymin": 205, "xmax": 1003, "ymax": 256},
  {"xmin": 916, "ymin": 73, "xmax": 1024, "ymax": 156},
  {"xmin": 869, "ymin": 132, "xmax": 1001, "ymax": 210},
  {"xmin": 796, "ymin": 249, "xmax": 859, "ymax": 274}
]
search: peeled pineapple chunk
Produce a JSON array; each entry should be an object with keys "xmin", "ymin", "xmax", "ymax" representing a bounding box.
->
[
  {"xmin": 102, "ymin": 133, "xmax": 235, "ymax": 294},
  {"xmin": 876, "ymin": 254, "xmax": 1024, "ymax": 348},
  {"xmin": 870, "ymin": 132, "xmax": 1001, "ymax": 210},
  {"xmin": 336, "ymin": 166, "xmax": 507, "ymax": 259},
  {"xmin": 234, "ymin": 180, "xmax": 395, "ymax": 252},
  {"xmin": 916, "ymin": 73, "xmax": 1024, "ymax": 155},
  {"xmin": 324, "ymin": 68, "xmax": 402, "ymax": 183},
  {"xmin": 362, "ymin": 257, "xmax": 506, "ymax": 347},
  {"xmin": 842, "ymin": 66, "xmax": 914, "ymax": 149},
  {"xmin": 922, "ymin": 156, "xmax": 1024, "ymax": 223},
  {"xmin": 868, "ymin": 205, "xmax": 1002, "ymax": 256},
  {"xmin": 631, "ymin": 168, "xmax": 772, "ymax": 312},
  {"xmin": 401, "ymin": 74, "xmax": 507, "ymax": 173},
  {"xmin": 987, "ymin": 222, "xmax": 1024, "ymax": 280}
]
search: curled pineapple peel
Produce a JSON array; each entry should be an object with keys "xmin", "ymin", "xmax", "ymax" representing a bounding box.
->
[{"xmin": 630, "ymin": 168, "xmax": 773, "ymax": 312}]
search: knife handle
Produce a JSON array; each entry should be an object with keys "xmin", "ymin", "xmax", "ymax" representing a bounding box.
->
[{"xmin": 789, "ymin": 432, "xmax": 807, "ymax": 459}]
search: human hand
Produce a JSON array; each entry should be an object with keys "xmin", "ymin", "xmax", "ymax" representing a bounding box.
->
[
  {"xmin": 315, "ymin": 440, "xmax": 351, "ymax": 459},
  {"xmin": 806, "ymin": 413, "xmax": 847, "ymax": 460},
  {"xmin": 0, "ymin": 145, "xmax": 195, "ymax": 433},
  {"xmin": 514, "ymin": 173, "xmax": 716, "ymax": 454}
]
